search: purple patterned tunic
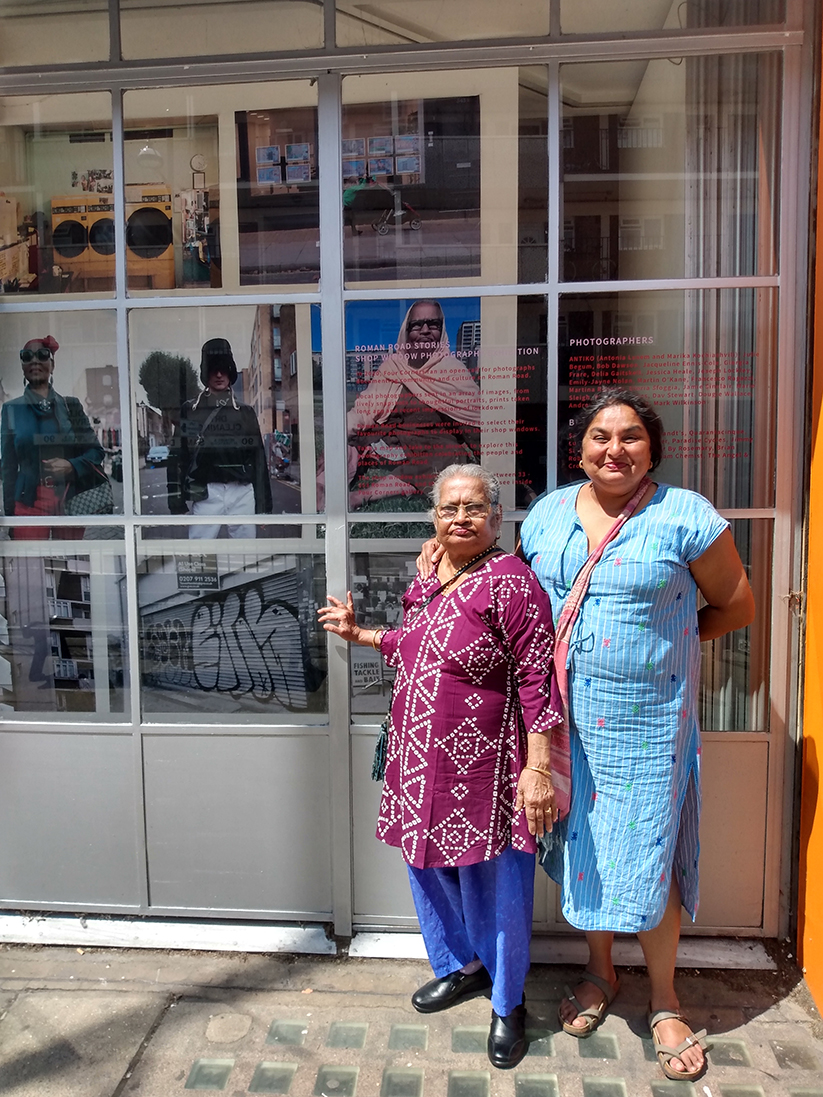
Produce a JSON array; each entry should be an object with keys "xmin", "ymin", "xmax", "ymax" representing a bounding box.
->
[{"xmin": 377, "ymin": 553, "xmax": 564, "ymax": 869}]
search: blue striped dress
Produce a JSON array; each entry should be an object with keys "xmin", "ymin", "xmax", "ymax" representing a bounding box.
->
[{"xmin": 520, "ymin": 482, "xmax": 729, "ymax": 932}]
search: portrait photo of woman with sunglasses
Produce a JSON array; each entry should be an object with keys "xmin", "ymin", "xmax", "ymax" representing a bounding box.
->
[
  {"xmin": 1, "ymin": 336, "xmax": 107, "ymax": 539},
  {"xmin": 343, "ymin": 299, "xmax": 481, "ymax": 511}
]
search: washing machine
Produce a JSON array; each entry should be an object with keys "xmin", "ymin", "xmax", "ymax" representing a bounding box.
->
[
  {"xmin": 85, "ymin": 198, "xmax": 116, "ymax": 286},
  {"xmin": 125, "ymin": 184, "xmax": 174, "ymax": 289},
  {"xmin": 51, "ymin": 196, "xmax": 89, "ymax": 282}
]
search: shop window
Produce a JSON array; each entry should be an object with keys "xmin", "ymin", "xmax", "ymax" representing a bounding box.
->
[
  {"xmin": 700, "ymin": 519, "xmax": 771, "ymax": 733},
  {"xmin": 557, "ymin": 287, "xmax": 776, "ymax": 512},
  {"xmin": 336, "ymin": 0, "xmax": 550, "ymax": 46},
  {"xmin": 348, "ymin": 552, "xmax": 414, "ymax": 713},
  {"xmin": 0, "ymin": 1, "xmax": 110, "ymax": 67},
  {"xmin": 0, "ymin": 93, "xmax": 114, "ymax": 298},
  {"xmin": 519, "ymin": 68, "xmax": 550, "ymax": 285},
  {"xmin": 137, "ymin": 550, "xmax": 327, "ymax": 722},
  {"xmin": 236, "ymin": 105, "xmax": 319, "ymax": 286},
  {"xmin": 561, "ymin": 54, "xmax": 781, "ymax": 281},
  {"xmin": 129, "ymin": 302, "xmax": 322, "ymax": 529},
  {"xmin": 0, "ymin": 310, "xmax": 124, "ymax": 538},
  {"xmin": 344, "ymin": 68, "xmax": 537, "ymax": 288},
  {"xmin": 119, "ymin": 0, "xmax": 323, "ymax": 60},
  {"xmin": 347, "ymin": 524, "xmax": 524, "ymax": 712},
  {"xmin": 561, "ymin": 0, "xmax": 786, "ymax": 34},
  {"xmin": 124, "ymin": 82, "xmax": 317, "ymax": 294},
  {"xmin": 0, "ymin": 550, "xmax": 128, "ymax": 720},
  {"xmin": 342, "ymin": 81, "xmax": 481, "ymax": 285},
  {"xmin": 343, "ymin": 296, "xmax": 546, "ymax": 528}
]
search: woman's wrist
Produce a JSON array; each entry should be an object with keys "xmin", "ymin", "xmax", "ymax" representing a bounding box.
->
[{"xmin": 524, "ymin": 764, "xmax": 553, "ymax": 779}]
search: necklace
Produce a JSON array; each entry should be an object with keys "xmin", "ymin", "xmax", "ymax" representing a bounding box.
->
[
  {"xmin": 439, "ymin": 543, "xmax": 499, "ymax": 583},
  {"xmin": 416, "ymin": 543, "xmax": 501, "ymax": 614}
]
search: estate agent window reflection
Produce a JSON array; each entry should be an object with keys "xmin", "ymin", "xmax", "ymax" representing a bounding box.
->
[
  {"xmin": 167, "ymin": 338, "xmax": 273, "ymax": 538},
  {"xmin": 1, "ymin": 336, "xmax": 107, "ymax": 539},
  {"xmin": 343, "ymin": 300, "xmax": 481, "ymax": 511}
]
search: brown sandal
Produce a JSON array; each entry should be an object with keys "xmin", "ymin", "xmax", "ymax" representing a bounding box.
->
[
  {"xmin": 559, "ymin": 970, "xmax": 620, "ymax": 1036},
  {"xmin": 647, "ymin": 1007, "xmax": 709, "ymax": 1081}
]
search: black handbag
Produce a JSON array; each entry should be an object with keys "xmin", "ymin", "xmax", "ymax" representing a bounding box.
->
[
  {"xmin": 372, "ymin": 716, "xmax": 390, "ymax": 781},
  {"xmin": 372, "ymin": 675, "xmax": 396, "ymax": 781}
]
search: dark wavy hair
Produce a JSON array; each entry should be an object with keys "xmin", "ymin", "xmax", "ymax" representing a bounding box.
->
[{"xmin": 569, "ymin": 387, "xmax": 664, "ymax": 471}]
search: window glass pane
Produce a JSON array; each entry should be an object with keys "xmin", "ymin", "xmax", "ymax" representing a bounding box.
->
[
  {"xmin": 1, "ymin": 310, "xmax": 124, "ymax": 537},
  {"xmin": 519, "ymin": 67, "xmax": 548, "ymax": 284},
  {"xmin": 345, "ymin": 517, "xmax": 770, "ymax": 735},
  {"xmin": 0, "ymin": 548, "xmax": 128, "ymax": 721},
  {"xmin": 561, "ymin": 54, "xmax": 781, "ymax": 281},
  {"xmin": 561, "ymin": 0, "xmax": 786, "ymax": 34},
  {"xmin": 343, "ymin": 296, "xmax": 546, "ymax": 522},
  {"xmin": 700, "ymin": 519, "xmax": 771, "ymax": 732},
  {"xmin": 236, "ymin": 104, "xmax": 318, "ymax": 286},
  {"xmin": 129, "ymin": 302, "xmax": 322, "ymax": 530},
  {"xmin": 348, "ymin": 520, "xmax": 522, "ymax": 713},
  {"xmin": 123, "ymin": 82, "xmax": 317, "ymax": 294},
  {"xmin": 349, "ymin": 551, "xmax": 413, "ymax": 715},
  {"xmin": 137, "ymin": 550, "xmax": 327, "ymax": 722},
  {"xmin": 557, "ymin": 288, "xmax": 776, "ymax": 511},
  {"xmin": 342, "ymin": 70, "xmax": 524, "ymax": 287},
  {"xmin": 0, "ymin": 93, "xmax": 113, "ymax": 297},
  {"xmin": 120, "ymin": 0, "xmax": 323, "ymax": 60},
  {"xmin": 336, "ymin": 0, "xmax": 550, "ymax": 46},
  {"xmin": 0, "ymin": 1, "xmax": 109, "ymax": 66}
]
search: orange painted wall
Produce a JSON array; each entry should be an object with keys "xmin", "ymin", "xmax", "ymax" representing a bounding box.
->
[{"xmin": 799, "ymin": 53, "xmax": 823, "ymax": 1011}]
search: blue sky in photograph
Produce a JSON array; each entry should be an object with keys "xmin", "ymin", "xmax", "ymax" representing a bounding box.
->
[{"xmin": 309, "ymin": 299, "xmax": 480, "ymax": 354}]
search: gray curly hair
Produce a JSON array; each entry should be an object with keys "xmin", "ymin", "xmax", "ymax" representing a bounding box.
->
[{"xmin": 429, "ymin": 464, "xmax": 501, "ymax": 511}]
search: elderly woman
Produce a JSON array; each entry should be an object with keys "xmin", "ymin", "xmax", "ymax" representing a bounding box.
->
[
  {"xmin": 1, "ymin": 336, "xmax": 105, "ymax": 539},
  {"xmin": 318, "ymin": 464, "xmax": 564, "ymax": 1069},
  {"xmin": 418, "ymin": 389, "xmax": 755, "ymax": 1083},
  {"xmin": 345, "ymin": 300, "xmax": 481, "ymax": 509}
]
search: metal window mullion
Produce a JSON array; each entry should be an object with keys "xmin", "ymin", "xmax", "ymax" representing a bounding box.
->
[
  {"xmin": 317, "ymin": 70, "xmax": 354, "ymax": 939},
  {"xmin": 0, "ymin": 277, "xmax": 782, "ymax": 315},
  {"xmin": 549, "ymin": 0, "xmax": 560, "ymax": 37},
  {"xmin": 324, "ymin": 0, "xmax": 337, "ymax": 51},
  {"xmin": 110, "ymin": 79, "xmax": 151, "ymax": 909},
  {"xmin": 109, "ymin": 0, "xmax": 122, "ymax": 62},
  {"xmin": 0, "ymin": 30, "xmax": 804, "ymax": 95},
  {"xmin": 546, "ymin": 59, "xmax": 561, "ymax": 492},
  {"xmin": 767, "ymin": 41, "xmax": 814, "ymax": 940}
]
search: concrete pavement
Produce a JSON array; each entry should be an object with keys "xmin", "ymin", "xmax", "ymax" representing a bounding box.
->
[{"xmin": 0, "ymin": 942, "xmax": 821, "ymax": 1097}]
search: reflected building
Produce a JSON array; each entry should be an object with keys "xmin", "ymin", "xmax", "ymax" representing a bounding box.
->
[
  {"xmin": 248, "ymin": 304, "xmax": 301, "ymax": 480},
  {"xmin": 0, "ymin": 555, "xmax": 123, "ymax": 714}
]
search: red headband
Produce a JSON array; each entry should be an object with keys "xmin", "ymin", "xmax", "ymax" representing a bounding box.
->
[{"xmin": 23, "ymin": 336, "xmax": 59, "ymax": 354}]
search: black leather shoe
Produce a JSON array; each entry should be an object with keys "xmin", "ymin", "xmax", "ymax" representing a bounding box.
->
[
  {"xmin": 487, "ymin": 1003, "xmax": 528, "ymax": 1069},
  {"xmin": 411, "ymin": 967, "xmax": 493, "ymax": 1013}
]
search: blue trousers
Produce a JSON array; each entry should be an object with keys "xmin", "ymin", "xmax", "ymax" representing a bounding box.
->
[{"xmin": 407, "ymin": 846, "xmax": 535, "ymax": 1016}]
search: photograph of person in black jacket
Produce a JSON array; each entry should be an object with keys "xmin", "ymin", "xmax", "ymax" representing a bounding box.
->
[{"xmin": 167, "ymin": 338, "xmax": 272, "ymax": 538}]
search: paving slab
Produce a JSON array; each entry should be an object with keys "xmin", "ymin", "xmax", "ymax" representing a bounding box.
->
[
  {"xmin": 0, "ymin": 989, "xmax": 165, "ymax": 1097},
  {"xmin": 0, "ymin": 945, "xmax": 820, "ymax": 1097}
]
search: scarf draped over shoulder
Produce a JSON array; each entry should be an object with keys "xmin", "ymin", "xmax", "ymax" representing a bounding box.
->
[{"xmin": 347, "ymin": 303, "xmax": 481, "ymax": 432}]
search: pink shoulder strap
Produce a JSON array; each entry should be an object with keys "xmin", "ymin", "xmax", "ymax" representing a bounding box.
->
[{"xmin": 550, "ymin": 476, "xmax": 652, "ymax": 819}]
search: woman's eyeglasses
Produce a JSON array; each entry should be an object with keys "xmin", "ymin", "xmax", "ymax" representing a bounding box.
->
[
  {"xmin": 20, "ymin": 348, "xmax": 53, "ymax": 364},
  {"xmin": 436, "ymin": 502, "xmax": 490, "ymax": 520},
  {"xmin": 408, "ymin": 318, "xmax": 443, "ymax": 332}
]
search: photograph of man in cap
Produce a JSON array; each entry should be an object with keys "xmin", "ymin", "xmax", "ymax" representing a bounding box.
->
[{"xmin": 167, "ymin": 338, "xmax": 272, "ymax": 537}]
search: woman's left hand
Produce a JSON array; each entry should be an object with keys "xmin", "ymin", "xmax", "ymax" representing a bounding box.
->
[{"xmin": 516, "ymin": 768, "xmax": 558, "ymax": 838}]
